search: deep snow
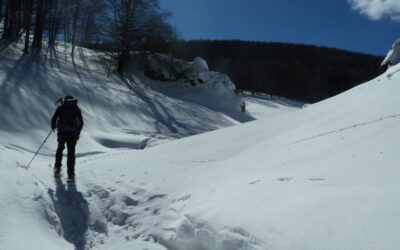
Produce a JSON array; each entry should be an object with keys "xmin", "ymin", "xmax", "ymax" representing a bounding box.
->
[{"xmin": 1, "ymin": 39, "xmax": 399, "ymax": 250}]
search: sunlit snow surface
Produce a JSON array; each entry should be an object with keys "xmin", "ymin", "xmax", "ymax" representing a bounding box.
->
[{"xmin": 1, "ymin": 40, "xmax": 400, "ymax": 250}]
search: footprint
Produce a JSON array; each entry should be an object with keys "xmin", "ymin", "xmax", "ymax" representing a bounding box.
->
[
  {"xmin": 277, "ymin": 177, "xmax": 293, "ymax": 182},
  {"xmin": 248, "ymin": 180, "xmax": 261, "ymax": 185},
  {"xmin": 309, "ymin": 178, "xmax": 325, "ymax": 181},
  {"xmin": 148, "ymin": 194, "xmax": 166, "ymax": 202},
  {"xmin": 123, "ymin": 196, "xmax": 139, "ymax": 206},
  {"xmin": 177, "ymin": 194, "xmax": 191, "ymax": 202}
]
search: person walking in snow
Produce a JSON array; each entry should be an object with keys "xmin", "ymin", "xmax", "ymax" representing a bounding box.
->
[
  {"xmin": 51, "ymin": 95, "xmax": 83, "ymax": 181},
  {"xmin": 240, "ymin": 101, "xmax": 246, "ymax": 113}
]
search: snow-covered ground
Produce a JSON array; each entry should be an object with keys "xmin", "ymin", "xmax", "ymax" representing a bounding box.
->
[
  {"xmin": 241, "ymin": 93, "xmax": 303, "ymax": 119},
  {"xmin": 1, "ymin": 40, "xmax": 399, "ymax": 250}
]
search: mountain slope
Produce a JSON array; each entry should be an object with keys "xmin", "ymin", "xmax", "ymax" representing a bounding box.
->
[
  {"xmin": 86, "ymin": 64, "xmax": 400, "ymax": 249},
  {"xmin": 1, "ymin": 40, "xmax": 399, "ymax": 250}
]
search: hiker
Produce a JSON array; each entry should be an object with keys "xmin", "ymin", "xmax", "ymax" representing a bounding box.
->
[
  {"xmin": 240, "ymin": 101, "xmax": 246, "ymax": 113},
  {"xmin": 51, "ymin": 95, "xmax": 83, "ymax": 181}
]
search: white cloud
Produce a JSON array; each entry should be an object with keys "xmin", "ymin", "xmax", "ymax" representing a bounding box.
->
[{"xmin": 348, "ymin": 0, "xmax": 400, "ymax": 21}]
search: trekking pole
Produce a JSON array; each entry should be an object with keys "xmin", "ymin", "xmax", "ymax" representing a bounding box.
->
[{"xmin": 26, "ymin": 130, "xmax": 53, "ymax": 168}]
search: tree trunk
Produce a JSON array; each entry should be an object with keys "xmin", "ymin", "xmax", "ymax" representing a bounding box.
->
[
  {"xmin": 116, "ymin": 0, "xmax": 133, "ymax": 76},
  {"xmin": 117, "ymin": 51, "xmax": 128, "ymax": 76},
  {"xmin": 70, "ymin": 1, "xmax": 81, "ymax": 57},
  {"xmin": 48, "ymin": 0, "xmax": 61, "ymax": 48},
  {"xmin": 2, "ymin": 0, "xmax": 9, "ymax": 38},
  {"xmin": 23, "ymin": 0, "xmax": 32, "ymax": 53},
  {"xmin": 32, "ymin": 0, "xmax": 48, "ymax": 53},
  {"xmin": 0, "ymin": 0, "xmax": 3, "ymax": 21},
  {"xmin": 15, "ymin": 0, "xmax": 23, "ymax": 37},
  {"xmin": 2, "ymin": 0, "xmax": 12, "ymax": 38},
  {"xmin": 82, "ymin": 11, "xmax": 94, "ymax": 47},
  {"xmin": 61, "ymin": 0, "xmax": 69, "ymax": 48}
]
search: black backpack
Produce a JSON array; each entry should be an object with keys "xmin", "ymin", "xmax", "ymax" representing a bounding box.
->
[{"xmin": 57, "ymin": 99, "xmax": 80, "ymax": 133}]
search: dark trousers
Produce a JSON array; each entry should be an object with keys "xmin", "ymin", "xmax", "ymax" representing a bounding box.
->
[{"xmin": 55, "ymin": 133, "xmax": 78, "ymax": 176}]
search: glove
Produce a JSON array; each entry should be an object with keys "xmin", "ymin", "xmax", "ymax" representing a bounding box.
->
[
  {"xmin": 76, "ymin": 135, "xmax": 80, "ymax": 141},
  {"xmin": 51, "ymin": 126, "xmax": 56, "ymax": 132}
]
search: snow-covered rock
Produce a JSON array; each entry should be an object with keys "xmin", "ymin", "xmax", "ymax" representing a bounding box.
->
[
  {"xmin": 135, "ymin": 53, "xmax": 249, "ymax": 123},
  {"xmin": 381, "ymin": 38, "xmax": 400, "ymax": 67},
  {"xmin": 192, "ymin": 57, "xmax": 209, "ymax": 73},
  {"xmin": 144, "ymin": 53, "xmax": 217, "ymax": 87}
]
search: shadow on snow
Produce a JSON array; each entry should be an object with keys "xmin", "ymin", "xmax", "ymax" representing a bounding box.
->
[{"xmin": 48, "ymin": 178, "xmax": 89, "ymax": 250}]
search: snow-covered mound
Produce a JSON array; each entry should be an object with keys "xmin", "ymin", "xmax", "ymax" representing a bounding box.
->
[
  {"xmin": 192, "ymin": 57, "xmax": 209, "ymax": 72},
  {"xmin": 381, "ymin": 38, "xmax": 400, "ymax": 67},
  {"xmin": 139, "ymin": 53, "xmax": 247, "ymax": 123}
]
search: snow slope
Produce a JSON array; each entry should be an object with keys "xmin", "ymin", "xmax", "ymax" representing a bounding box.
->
[
  {"xmin": 0, "ymin": 40, "xmax": 256, "ymax": 250},
  {"xmin": 0, "ymin": 41, "xmax": 252, "ymax": 154},
  {"xmin": 1, "ymin": 39, "xmax": 398, "ymax": 250},
  {"xmin": 91, "ymin": 66, "xmax": 400, "ymax": 249},
  {"xmin": 241, "ymin": 93, "xmax": 304, "ymax": 119}
]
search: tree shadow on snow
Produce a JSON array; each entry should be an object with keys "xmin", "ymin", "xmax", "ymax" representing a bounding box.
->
[
  {"xmin": 48, "ymin": 178, "xmax": 90, "ymax": 250},
  {"xmin": 0, "ymin": 39, "xmax": 13, "ymax": 52},
  {"xmin": 45, "ymin": 45, "xmax": 62, "ymax": 69},
  {"xmin": 118, "ymin": 75, "xmax": 190, "ymax": 135}
]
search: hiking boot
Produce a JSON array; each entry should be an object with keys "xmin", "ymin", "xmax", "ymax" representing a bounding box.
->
[
  {"xmin": 67, "ymin": 174, "xmax": 75, "ymax": 182},
  {"xmin": 54, "ymin": 167, "xmax": 61, "ymax": 177}
]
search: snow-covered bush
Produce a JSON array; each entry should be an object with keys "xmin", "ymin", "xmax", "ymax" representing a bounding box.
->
[
  {"xmin": 381, "ymin": 38, "xmax": 400, "ymax": 68},
  {"xmin": 141, "ymin": 53, "xmax": 218, "ymax": 86}
]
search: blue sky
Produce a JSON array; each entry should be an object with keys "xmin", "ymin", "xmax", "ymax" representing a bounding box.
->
[{"xmin": 159, "ymin": 0, "xmax": 400, "ymax": 56}]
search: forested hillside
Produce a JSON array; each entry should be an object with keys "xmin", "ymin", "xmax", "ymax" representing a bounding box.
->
[
  {"xmin": 169, "ymin": 40, "xmax": 384, "ymax": 102},
  {"xmin": 0, "ymin": 0, "xmax": 175, "ymax": 75}
]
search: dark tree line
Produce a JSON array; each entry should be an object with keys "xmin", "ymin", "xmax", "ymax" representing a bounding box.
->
[
  {"xmin": 167, "ymin": 40, "xmax": 384, "ymax": 103},
  {"xmin": 0, "ymin": 0, "xmax": 175, "ymax": 75}
]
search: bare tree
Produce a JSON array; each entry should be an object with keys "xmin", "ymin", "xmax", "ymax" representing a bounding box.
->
[
  {"xmin": 0, "ymin": 0, "xmax": 175, "ymax": 75},
  {"xmin": 106, "ymin": 0, "xmax": 175, "ymax": 75}
]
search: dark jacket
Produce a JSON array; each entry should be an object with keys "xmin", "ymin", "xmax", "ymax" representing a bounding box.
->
[{"xmin": 51, "ymin": 102, "xmax": 83, "ymax": 135}]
